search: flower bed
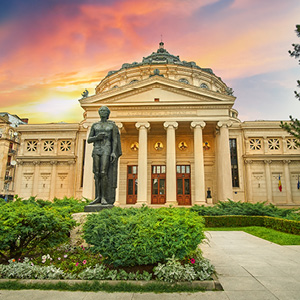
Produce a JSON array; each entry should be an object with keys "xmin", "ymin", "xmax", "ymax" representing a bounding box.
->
[{"xmin": 0, "ymin": 246, "xmax": 215, "ymax": 283}]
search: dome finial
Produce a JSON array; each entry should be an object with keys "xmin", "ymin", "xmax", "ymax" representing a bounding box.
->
[{"xmin": 159, "ymin": 34, "xmax": 164, "ymax": 49}]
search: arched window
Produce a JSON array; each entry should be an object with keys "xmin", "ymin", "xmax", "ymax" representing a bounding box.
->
[
  {"xmin": 200, "ymin": 83, "xmax": 209, "ymax": 89},
  {"xmin": 130, "ymin": 79, "xmax": 138, "ymax": 84},
  {"xmin": 179, "ymin": 78, "xmax": 189, "ymax": 84}
]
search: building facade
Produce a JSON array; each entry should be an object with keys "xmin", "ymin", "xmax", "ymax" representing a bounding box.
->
[
  {"xmin": 12, "ymin": 43, "xmax": 300, "ymax": 206},
  {"xmin": 0, "ymin": 113, "xmax": 26, "ymax": 200}
]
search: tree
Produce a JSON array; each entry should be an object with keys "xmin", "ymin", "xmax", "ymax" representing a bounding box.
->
[{"xmin": 280, "ymin": 25, "xmax": 300, "ymax": 145}]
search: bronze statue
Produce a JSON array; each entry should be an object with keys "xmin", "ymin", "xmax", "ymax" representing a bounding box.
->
[{"xmin": 88, "ymin": 106, "xmax": 122, "ymax": 205}]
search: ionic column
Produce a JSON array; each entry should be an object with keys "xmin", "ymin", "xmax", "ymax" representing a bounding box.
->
[
  {"xmin": 135, "ymin": 122, "xmax": 150, "ymax": 205},
  {"xmin": 264, "ymin": 160, "xmax": 273, "ymax": 203},
  {"xmin": 163, "ymin": 121, "xmax": 178, "ymax": 205},
  {"xmin": 217, "ymin": 121, "xmax": 233, "ymax": 201},
  {"xmin": 49, "ymin": 161, "xmax": 57, "ymax": 200},
  {"xmin": 32, "ymin": 161, "xmax": 40, "ymax": 196},
  {"xmin": 114, "ymin": 122, "xmax": 123, "ymax": 206},
  {"xmin": 244, "ymin": 160, "xmax": 253, "ymax": 202},
  {"xmin": 283, "ymin": 160, "xmax": 293, "ymax": 204},
  {"xmin": 82, "ymin": 126, "xmax": 94, "ymax": 200},
  {"xmin": 191, "ymin": 121, "xmax": 206, "ymax": 205}
]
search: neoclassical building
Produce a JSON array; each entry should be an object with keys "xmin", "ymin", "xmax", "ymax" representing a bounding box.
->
[{"xmin": 9, "ymin": 42, "xmax": 300, "ymax": 207}]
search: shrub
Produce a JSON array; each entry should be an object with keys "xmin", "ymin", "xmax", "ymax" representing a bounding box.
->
[
  {"xmin": 0, "ymin": 258, "xmax": 74, "ymax": 279},
  {"xmin": 0, "ymin": 199, "xmax": 76, "ymax": 261},
  {"xmin": 191, "ymin": 200, "xmax": 299, "ymax": 219},
  {"xmin": 185, "ymin": 248, "xmax": 215, "ymax": 281},
  {"xmin": 204, "ymin": 215, "xmax": 300, "ymax": 235},
  {"xmin": 153, "ymin": 256, "xmax": 196, "ymax": 283},
  {"xmin": 84, "ymin": 206, "xmax": 205, "ymax": 267},
  {"xmin": 204, "ymin": 215, "xmax": 265, "ymax": 227},
  {"xmin": 263, "ymin": 216, "xmax": 300, "ymax": 235}
]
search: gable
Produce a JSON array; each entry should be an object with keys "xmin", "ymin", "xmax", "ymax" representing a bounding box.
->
[{"xmin": 80, "ymin": 76, "xmax": 235, "ymax": 107}]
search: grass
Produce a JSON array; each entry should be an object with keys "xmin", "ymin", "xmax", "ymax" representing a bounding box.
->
[
  {"xmin": 0, "ymin": 280, "xmax": 207, "ymax": 293},
  {"xmin": 205, "ymin": 226, "xmax": 300, "ymax": 245}
]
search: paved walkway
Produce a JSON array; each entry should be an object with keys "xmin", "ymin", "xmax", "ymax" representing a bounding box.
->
[{"xmin": 1, "ymin": 231, "xmax": 300, "ymax": 299}]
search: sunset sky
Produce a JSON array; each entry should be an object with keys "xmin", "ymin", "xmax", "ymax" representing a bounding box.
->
[{"xmin": 1, "ymin": 0, "xmax": 299, "ymax": 124}]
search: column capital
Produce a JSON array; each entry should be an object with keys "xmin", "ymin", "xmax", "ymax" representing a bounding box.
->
[
  {"xmin": 116, "ymin": 122, "xmax": 123, "ymax": 130},
  {"xmin": 190, "ymin": 121, "xmax": 206, "ymax": 129},
  {"xmin": 217, "ymin": 121, "xmax": 232, "ymax": 128},
  {"xmin": 283, "ymin": 159, "xmax": 291, "ymax": 164},
  {"xmin": 163, "ymin": 121, "xmax": 178, "ymax": 130},
  {"xmin": 244, "ymin": 159, "xmax": 253, "ymax": 164},
  {"xmin": 263, "ymin": 160, "xmax": 272, "ymax": 164},
  {"xmin": 135, "ymin": 122, "xmax": 150, "ymax": 130}
]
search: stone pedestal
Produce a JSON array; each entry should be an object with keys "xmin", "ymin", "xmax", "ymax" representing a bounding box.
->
[{"xmin": 84, "ymin": 204, "xmax": 114, "ymax": 212}]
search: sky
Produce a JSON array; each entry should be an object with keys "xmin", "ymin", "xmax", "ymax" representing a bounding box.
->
[{"xmin": 0, "ymin": 0, "xmax": 300, "ymax": 124}]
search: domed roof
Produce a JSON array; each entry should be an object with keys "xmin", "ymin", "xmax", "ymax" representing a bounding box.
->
[{"xmin": 105, "ymin": 42, "xmax": 215, "ymax": 78}]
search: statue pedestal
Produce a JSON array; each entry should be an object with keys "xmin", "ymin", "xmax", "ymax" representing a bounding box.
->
[{"xmin": 84, "ymin": 204, "xmax": 114, "ymax": 212}]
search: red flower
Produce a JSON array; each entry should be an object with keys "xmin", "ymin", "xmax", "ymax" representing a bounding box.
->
[
  {"xmin": 83, "ymin": 260, "xmax": 87, "ymax": 265},
  {"xmin": 190, "ymin": 258, "xmax": 195, "ymax": 264},
  {"xmin": 75, "ymin": 262, "xmax": 79, "ymax": 266}
]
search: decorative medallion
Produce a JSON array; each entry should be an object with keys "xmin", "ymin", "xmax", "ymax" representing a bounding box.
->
[
  {"xmin": 130, "ymin": 142, "xmax": 139, "ymax": 151},
  {"xmin": 203, "ymin": 141, "xmax": 211, "ymax": 150},
  {"xmin": 154, "ymin": 141, "xmax": 163, "ymax": 151},
  {"xmin": 178, "ymin": 141, "xmax": 188, "ymax": 151}
]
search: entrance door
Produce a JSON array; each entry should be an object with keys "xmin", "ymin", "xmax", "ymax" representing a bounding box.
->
[
  {"xmin": 151, "ymin": 165, "xmax": 166, "ymax": 204},
  {"xmin": 127, "ymin": 165, "xmax": 138, "ymax": 204},
  {"xmin": 176, "ymin": 165, "xmax": 191, "ymax": 205}
]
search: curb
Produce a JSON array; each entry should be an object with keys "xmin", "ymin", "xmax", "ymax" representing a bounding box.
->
[{"xmin": 0, "ymin": 275, "xmax": 223, "ymax": 291}]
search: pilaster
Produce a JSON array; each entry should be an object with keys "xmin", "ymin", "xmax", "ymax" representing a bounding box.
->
[{"xmin": 264, "ymin": 160, "xmax": 273, "ymax": 203}]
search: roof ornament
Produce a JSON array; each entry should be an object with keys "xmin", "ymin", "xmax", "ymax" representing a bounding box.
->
[
  {"xmin": 226, "ymin": 87, "xmax": 234, "ymax": 96},
  {"xmin": 149, "ymin": 68, "xmax": 164, "ymax": 78},
  {"xmin": 81, "ymin": 89, "xmax": 89, "ymax": 98}
]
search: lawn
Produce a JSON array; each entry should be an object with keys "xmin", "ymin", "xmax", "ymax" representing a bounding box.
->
[{"xmin": 205, "ymin": 226, "xmax": 300, "ymax": 245}]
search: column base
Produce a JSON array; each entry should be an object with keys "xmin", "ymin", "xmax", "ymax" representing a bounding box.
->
[
  {"xmin": 135, "ymin": 200, "xmax": 148, "ymax": 207},
  {"xmin": 165, "ymin": 200, "xmax": 177, "ymax": 207},
  {"xmin": 194, "ymin": 200, "xmax": 207, "ymax": 206}
]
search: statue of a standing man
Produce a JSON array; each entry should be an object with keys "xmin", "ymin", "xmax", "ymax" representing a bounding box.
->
[{"xmin": 88, "ymin": 106, "xmax": 122, "ymax": 205}]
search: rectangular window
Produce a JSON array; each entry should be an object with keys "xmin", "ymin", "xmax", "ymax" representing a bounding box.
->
[{"xmin": 229, "ymin": 138, "xmax": 239, "ymax": 187}]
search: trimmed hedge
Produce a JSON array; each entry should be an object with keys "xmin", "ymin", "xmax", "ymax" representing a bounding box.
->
[
  {"xmin": 84, "ymin": 206, "xmax": 205, "ymax": 267},
  {"xmin": 204, "ymin": 215, "xmax": 265, "ymax": 228},
  {"xmin": 204, "ymin": 215, "xmax": 300, "ymax": 235}
]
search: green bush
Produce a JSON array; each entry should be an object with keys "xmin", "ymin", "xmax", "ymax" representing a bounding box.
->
[
  {"xmin": 84, "ymin": 206, "xmax": 205, "ymax": 267},
  {"xmin": 191, "ymin": 200, "xmax": 299, "ymax": 219},
  {"xmin": 13, "ymin": 195, "xmax": 89, "ymax": 214},
  {"xmin": 263, "ymin": 216, "xmax": 300, "ymax": 235},
  {"xmin": 204, "ymin": 215, "xmax": 265, "ymax": 227},
  {"xmin": 0, "ymin": 199, "xmax": 76, "ymax": 261}
]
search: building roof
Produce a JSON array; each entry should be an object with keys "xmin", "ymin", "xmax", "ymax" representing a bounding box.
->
[
  {"xmin": 105, "ymin": 42, "xmax": 216, "ymax": 79},
  {"xmin": 0, "ymin": 113, "xmax": 27, "ymax": 127}
]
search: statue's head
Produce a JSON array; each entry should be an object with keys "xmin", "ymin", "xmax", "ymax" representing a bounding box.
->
[{"xmin": 98, "ymin": 106, "xmax": 110, "ymax": 119}]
